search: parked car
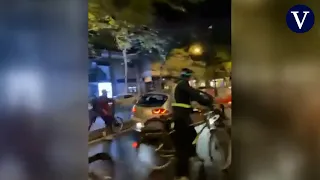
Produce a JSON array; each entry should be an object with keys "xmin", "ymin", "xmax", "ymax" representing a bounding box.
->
[
  {"xmin": 114, "ymin": 94, "xmax": 138, "ymax": 106},
  {"xmin": 131, "ymin": 91, "xmax": 205, "ymax": 130}
]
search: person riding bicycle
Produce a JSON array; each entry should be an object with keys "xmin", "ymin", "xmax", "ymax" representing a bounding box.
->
[
  {"xmin": 89, "ymin": 90, "xmax": 116, "ymax": 138},
  {"xmin": 172, "ymin": 68, "xmax": 213, "ymax": 180}
]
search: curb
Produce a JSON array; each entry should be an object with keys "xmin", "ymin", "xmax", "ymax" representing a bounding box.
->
[{"xmin": 88, "ymin": 121, "xmax": 135, "ymax": 145}]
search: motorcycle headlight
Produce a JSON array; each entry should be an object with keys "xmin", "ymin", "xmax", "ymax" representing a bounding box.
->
[{"xmin": 135, "ymin": 122, "xmax": 144, "ymax": 131}]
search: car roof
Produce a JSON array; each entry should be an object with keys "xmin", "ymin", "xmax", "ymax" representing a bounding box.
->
[
  {"xmin": 143, "ymin": 91, "xmax": 170, "ymax": 96},
  {"xmin": 116, "ymin": 94, "xmax": 133, "ymax": 96}
]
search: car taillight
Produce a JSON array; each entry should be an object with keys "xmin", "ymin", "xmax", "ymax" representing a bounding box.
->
[
  {"xmin": 152, "ymin": 108, "xmax": 168, "ymax": 115},
  {"xmin": 132, "ymin": 105, "xmax": 136, "ymax": 113},
  {"xmin": 132, "ymin": 141, "xmax": 138, "ymax": 148}
]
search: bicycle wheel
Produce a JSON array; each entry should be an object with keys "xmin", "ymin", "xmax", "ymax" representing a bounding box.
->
[
  {"xmin": 112, "ymin": 116, "xmax": 123, "ymax": 133},
  {"xmin": 136, "ymin": 138, "xmax": 174, "ymax": 170},
  {"xmin": 88, "ymin": 152, "xmax": 114, "ymax": 180},
  {"xmin": 208, "ymin": 128, "xmax": 231, "ymax": 170}
]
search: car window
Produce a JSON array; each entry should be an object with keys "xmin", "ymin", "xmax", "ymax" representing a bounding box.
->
[
  {"xmin": 137, "ymin": 94, "xmax": 168, "ymax": 107},
  {"xmin": 124, "ymin": 95, "xmax": 133, "ymax": 99},
  {"xmin": 115, "ymin": 95, "xmax": 123, "ymax": 100}
]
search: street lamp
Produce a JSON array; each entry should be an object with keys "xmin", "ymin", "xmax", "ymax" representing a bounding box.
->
[{"xmin": 189, "ymin": 44, "xmax": 203, "ymax": 56}]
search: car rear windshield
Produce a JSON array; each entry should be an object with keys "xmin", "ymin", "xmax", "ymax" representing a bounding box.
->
[{"xmin": 137, "ymin": 94, "xmax": 168, "ymax": 107}]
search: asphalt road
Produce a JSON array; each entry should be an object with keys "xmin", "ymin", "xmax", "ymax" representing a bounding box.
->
[
  {"xmin": 89, "ymin": 107, "xmax": 231, "ymax": 131},
  {"xmin": 88, "ymin": 106, "xmax": 231, "ymax": 180},
  {"xmin": 89, "ymin": 124, "xmax": 230, "ymax": 180},
  {"xmin": 89, "ymin": 105, "xmax": 132, "ymax": 131}
]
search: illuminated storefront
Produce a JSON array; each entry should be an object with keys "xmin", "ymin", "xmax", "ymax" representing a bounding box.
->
[{"xmin": 88, "ymin": 62, "xmax": 113, "ymax": 98}]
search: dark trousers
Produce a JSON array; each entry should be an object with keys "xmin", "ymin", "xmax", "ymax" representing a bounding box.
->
[
  {"xmin": 88, "ymin": 110, "xmax": 114, "ymax": 132},
  {"xmin": 173, "ymin": 114, "xmax": 197, "ymax": 177}
]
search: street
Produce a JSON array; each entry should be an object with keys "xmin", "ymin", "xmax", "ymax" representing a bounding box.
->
[
  {"xmin": 89, "ymin": 105, "xmax": 132, "ymax": 131},
  {"xmin": 88, "ymin": 105, "xmax": 231, "ymax": 180},
  {"xmin": 89, "ymin": 106, "xmax": 231, "ymax": 131},
  {"xmin": 89, "ymin": 124, "xmax": 229, "ymax": 180}
]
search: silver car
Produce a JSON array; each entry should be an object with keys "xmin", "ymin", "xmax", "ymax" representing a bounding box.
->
[
  {"xmin": 131, "ymin": 92, "xmax": 172, "ymax": 125},
  {"xmin": 131, "ymin": 92, "xmax": 205, "ymax": 131}
]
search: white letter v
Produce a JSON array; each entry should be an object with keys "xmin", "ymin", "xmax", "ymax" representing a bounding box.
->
[{"xmin": 290, "ymin": 11, "xmax": 310, "ymax": 29}]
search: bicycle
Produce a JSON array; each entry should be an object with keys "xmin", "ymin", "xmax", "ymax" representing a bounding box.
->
[
  {"xmin": 88, "ymin": 121, "xmax": 116, "ymax": 179},
  {"xmin": 88, "ymin": 114, "xmax": 119, "ymax": 179},
  {"xmin": 88, "ymin": 100, "xmax": 124, "ymax": 133},
  {"xmin": 111, "ymin": 116, "xmax": 124, "ymax": 133},
  {"xmin": 132, "ymin": 106, "xmax": 231, "ymax": 172},
  {"xmin": 88, "ymin": 152, "xmax": 114, "ymax": 180},
  {"xmin": 88, "ymin": 113, "xmax": 124, "ymax": 134}
]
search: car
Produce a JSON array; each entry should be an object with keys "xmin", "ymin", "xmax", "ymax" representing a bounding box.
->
[
  {"xmin": 131, "ymin": 91, "xmax": 206, "ymax": 130},
  {"xmin": 131, "ymin": 92, "xmax": 172, "ymax": 124},
  {"xmin": 114, "ymin": 94, "xmax": 138, "ymax": 106},
  {"xmin": 198, "ymin": 86, "xmax": 231, "ymax": 121},
  {"xmin": 198, "ymin": 86, "xmax": 232, "ymax": 108}
]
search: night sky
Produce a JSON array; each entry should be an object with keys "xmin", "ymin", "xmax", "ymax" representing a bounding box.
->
[
  {"xmin": 90, "ymin": 0, "xmax": 231, "ymax": 52},
  {"xmin": 154, "ymin": 0, "xmax": 231, "ymax": 45},
  {"xmin": 155, "ymin": 0, "xmax": 230, "ymax": 22}
]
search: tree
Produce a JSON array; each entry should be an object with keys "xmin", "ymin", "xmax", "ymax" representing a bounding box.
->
[
  {"xmin": 203, "ymin": 45, "xmax": 231, "ymax": 79},
  {"xmin": 88, "ymin": 0, "xmax": 206, "ymax": 31},
  {"xmin": 88, "ymin": 0, "xmax": 206, "ymax": 92},
  {"xmin": 132, "ymin": 27, "xmax": 172, "ymax": 86},
  {"xmin": 154, "ymin": 48, "xmax": 206, "ymax": 79},
  {"xmin": 203, "ymin": 45, "xmax": 231, "ymax": 95},
  {"xmin": 92, "ymin": 16, "xmax": 133, "ymax": 93},
  {"xmin": 92, "ymin": 16, "xmax": 169, "ymax": 93}
]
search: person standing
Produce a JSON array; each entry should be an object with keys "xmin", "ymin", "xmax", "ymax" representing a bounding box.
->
[
  {"xmin": 89, "ymin": 90, "xmax": 115, "ymax": 139},
  {"xmin": 171, "ymin": 68, "xmax": 213, "ymax": 180}
]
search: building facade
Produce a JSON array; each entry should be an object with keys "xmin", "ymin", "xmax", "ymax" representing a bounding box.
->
[{"xmin": 88, "ymin": 50, "xmax": 153, "ymax": 97}]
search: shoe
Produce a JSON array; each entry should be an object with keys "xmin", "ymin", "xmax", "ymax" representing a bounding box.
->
[{"xmin": 174, "ymin": 176, "xmax": 189, "ymax": 180}]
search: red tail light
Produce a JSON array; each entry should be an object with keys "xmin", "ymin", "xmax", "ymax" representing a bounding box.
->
[
  {"xmin": 132, "ymin": 142, "xmax": 138, "ymax": 148},
  {"xmin": 132, "ymin": 105, "xmax": 136, "ymax": 113},
  {"xmin": 152, "ymin": 108, "xmax": 168, "ymax": 115}
]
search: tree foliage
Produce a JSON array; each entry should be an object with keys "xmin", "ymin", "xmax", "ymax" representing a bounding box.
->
[
  {"xmin": 132, "ymin": 27, "xmax": 169, "ymax": 59},
  {"xmin": 152, "ymin": 48, "xmax": 206, "ymax": 79},
  {"xmin": 204, "ymin": 45, "xmax": 231, "ymax": 79},
  {"xmin": 88, "ymin": 0, "xmax": 205, "ymax": 31},
  {"xmin": 88, "ymin": 0, "xmax": 206, "ymax": 58},
  {"xmin": 151, "ymin": 46, "xmax": 231, "ymax": 80}
]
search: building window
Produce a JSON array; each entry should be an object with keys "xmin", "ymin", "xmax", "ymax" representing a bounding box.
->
[
  {"xmin": 210, "ymin": 79, "xmax": 225, "ymax": 88},
  {"xmin": 88, "ymin": 63, "xmax": 111, "ymax": 82},
  {"xmin": 128, "ymin": 86, "xmax": 137, "ymax": 93},
  {"xmin": 98, "ymin": 82, "xmax": 113, "ymax": 98}
]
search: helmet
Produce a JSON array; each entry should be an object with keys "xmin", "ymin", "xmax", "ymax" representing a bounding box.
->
[{"xmin": 180, "ymin": 68, "xmax": 194, "ymax": 78}]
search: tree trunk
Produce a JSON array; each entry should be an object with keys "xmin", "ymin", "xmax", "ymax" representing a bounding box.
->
[
  {"xmin": 122, "ymin": 49, "xmax": 128, "ymax": 94},
  {"xmin": 135, "ymin": 64, "xmax": 141, "ymax": 95},
  {"xmin": 159, "ymin": 64, "xmax": 163, "ymax": 90}
]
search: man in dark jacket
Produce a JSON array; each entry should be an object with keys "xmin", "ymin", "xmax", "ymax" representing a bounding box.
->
[
  {"xmin": 172, "ymin": 68, "xmax": 213, "ymax": 180},
  {"xmin": 89, "ymin": 90, "xmax": 115, "ymax": 138}
]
